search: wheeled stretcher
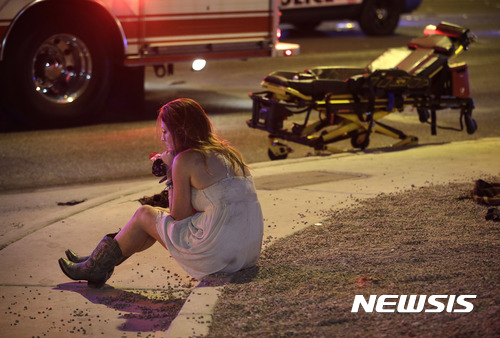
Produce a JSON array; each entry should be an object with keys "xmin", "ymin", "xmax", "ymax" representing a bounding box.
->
[{"xmin": 248, "ymin": 22, "xmax": 477, "ymax": 160}]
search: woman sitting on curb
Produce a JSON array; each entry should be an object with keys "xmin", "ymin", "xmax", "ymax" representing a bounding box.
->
[{"xmin": 58, "ymin": 98, "xmax": 264, "ymax": 288}]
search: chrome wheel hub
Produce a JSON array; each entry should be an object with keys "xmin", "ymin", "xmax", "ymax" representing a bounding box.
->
[
  {"xmin": 32, "ymin": 34, "xmax": 92, "ymax": 104},
  {"xmin": 375, "ymin": 8, "xmax": 389, "ymax": 21}
]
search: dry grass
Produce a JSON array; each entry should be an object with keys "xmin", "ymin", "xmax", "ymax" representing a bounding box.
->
[{"xmin": 209, "ymin": 181, "xmax": 500, "ymax": 337}]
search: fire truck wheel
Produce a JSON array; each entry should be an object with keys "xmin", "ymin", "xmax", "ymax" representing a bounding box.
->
[
  {"xmin": 2, "ymin": 17, "xmax": 112, "ymax": 127},
  {"xmin": 358, "ymin": 0, "xmax": 401, "ymax": 36}
]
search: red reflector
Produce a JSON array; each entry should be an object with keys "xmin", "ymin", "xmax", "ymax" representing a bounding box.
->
[{"xmin": 285, "ymin": 49, "xmax": 292, "ymax": 56}]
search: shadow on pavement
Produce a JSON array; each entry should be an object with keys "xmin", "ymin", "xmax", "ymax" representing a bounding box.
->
[{"xmin": 55, "ymin": 282, "xmax": 186, "ymax": 332}]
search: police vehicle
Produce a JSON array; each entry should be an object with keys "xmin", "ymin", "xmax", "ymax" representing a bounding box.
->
[{"xmin": 280, "ymin": 0, "xmax": 423, "ymax": 36}]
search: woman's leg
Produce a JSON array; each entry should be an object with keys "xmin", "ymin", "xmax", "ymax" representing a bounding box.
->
[
  {"xmin": 114, "ymin": 205, "xmax": 166, "ymax": 257},
  {"xmin": 59, "ymin": 205, "xmax": 167, "ymax": 288}
]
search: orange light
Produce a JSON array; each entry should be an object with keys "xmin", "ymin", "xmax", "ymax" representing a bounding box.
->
[
  {"xmin": 424, "ymin": 24, "xmax": 437, "ymax": 36},
  {"xmin": 276, "ymin": 28, "xmax": 281, "ymax": 39}
]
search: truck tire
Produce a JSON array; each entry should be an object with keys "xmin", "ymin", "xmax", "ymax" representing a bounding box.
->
[
  {"xmin": 359, "ymin": 0, "xmax": 402, "ymax": 36},
  {"xmin": 2, "ymin": 12, "xmax": 112, "ymax": 127}
]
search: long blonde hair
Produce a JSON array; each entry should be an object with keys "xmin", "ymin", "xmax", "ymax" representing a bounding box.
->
[{"xmin": 157, "ymin": 98, "xmax": 248, "ymax": 174}]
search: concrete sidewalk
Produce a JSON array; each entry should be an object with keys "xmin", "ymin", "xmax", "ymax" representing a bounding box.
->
[{"xmin": 0, "ymin": 138, "xmax": 499, "ymax": 337}]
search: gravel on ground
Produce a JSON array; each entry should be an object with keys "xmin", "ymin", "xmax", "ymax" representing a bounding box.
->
[{"xmin": 209, "ymin": 180, "xmax": 500, "ymax": 337}]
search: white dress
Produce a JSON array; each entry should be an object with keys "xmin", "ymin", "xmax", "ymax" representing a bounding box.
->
[{"xmin": 156, "ymin": 158, "xmax": 263, "ymax": 280}]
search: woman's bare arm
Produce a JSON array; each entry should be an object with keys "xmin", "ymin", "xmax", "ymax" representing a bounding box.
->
[{"xmin": 169, "ymin": 152, "xmax": 195, "ymax": 220}]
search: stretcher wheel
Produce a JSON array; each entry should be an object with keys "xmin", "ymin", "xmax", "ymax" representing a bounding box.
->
[
  {"xmin": 267, "ymin": 140, "xmax": 290, "ymax": 160},
  {"xmin": 268, "ymin": 148, "xmax": 288, "ymax": 160},
  {"xmin": 351, "ymin": 132, "xmax": 370, "ymax": 149},
  {"xmin": 418, "ymin": 109, "xmax": 430, "ymax": 123},
  {"xmin": 465, "ymin": 116, "xmax": 477, "ymax": 135}
]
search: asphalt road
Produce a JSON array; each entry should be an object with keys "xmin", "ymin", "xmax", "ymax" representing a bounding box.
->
[{"xmin": 0, "ymin": 0, "xmax": 499, "ymax": 191}]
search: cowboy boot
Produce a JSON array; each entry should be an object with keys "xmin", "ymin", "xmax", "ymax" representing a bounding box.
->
[
  {"xmin": 58, "ymin": 234, "xmax": 125, "ymax": 288},
  {"xmin": 65, "ymin": 249, "xmax": 128, "ymax": 266},
  {"xmin": 65, "ymin": 232, "xmax": 127, "ymax": 265},
  {"xmin": 64, "ymin": 249, "xmax": 91, "ymax": 263}
]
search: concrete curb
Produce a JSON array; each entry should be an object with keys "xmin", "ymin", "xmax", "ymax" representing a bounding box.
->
[
  {"xmin": 0, "ymin": 138, "xmax": 498, "ymax": 337},
  {"xmin": 166, "ymin": 286, "xmax": 224, "ymax": 337},
  {"xmin": 165, "ymin": 138, "xmax": 500, "ymax": 337}
]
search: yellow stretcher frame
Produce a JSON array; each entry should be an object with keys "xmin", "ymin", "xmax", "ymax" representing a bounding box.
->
[
  {"xmin": 253, "ymin": 82, "xmax": 420, "ymax": 157},
  {"xmin": 248, "ymin": 22, "xmax": 478, "ymax": 160},
  {"xmin": 249, "ymin": 77, "xmax": 475, "ymax": 159}
]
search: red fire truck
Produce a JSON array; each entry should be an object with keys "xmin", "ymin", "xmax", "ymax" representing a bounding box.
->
[{"xmin": 0, "ymin": 0, "xmax": 297, "ymax": 127}]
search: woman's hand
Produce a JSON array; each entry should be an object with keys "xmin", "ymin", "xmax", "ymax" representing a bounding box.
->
[
  {"xmin": 161, "ymin": 151, "xmax": 176, "ymax": 168},
  {"xmin": 149, "ymin": 152, "xmax": 162, "ymax": 161}
]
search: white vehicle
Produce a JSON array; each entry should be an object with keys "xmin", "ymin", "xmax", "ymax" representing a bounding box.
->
[
  {"xmin": 280, "ymin": 0, "xmax": 423, "ymax": 36},
  {"xmin": 0, "ymin": 0, "xmax": 298, "ymax": 127}
]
